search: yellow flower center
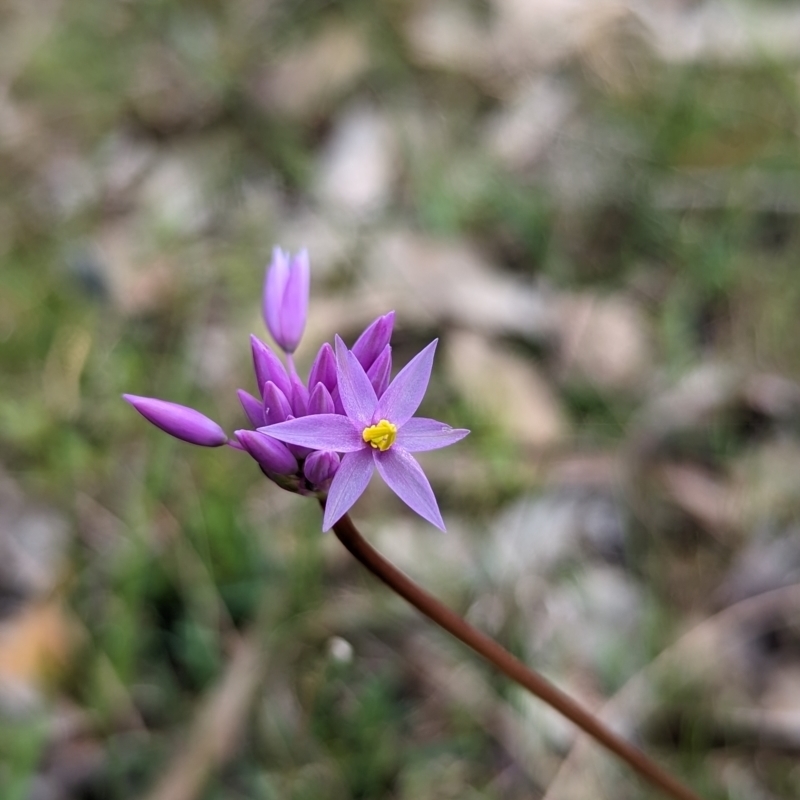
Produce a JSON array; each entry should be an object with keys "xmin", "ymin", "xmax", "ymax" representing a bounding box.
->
[{"xmin": 362, "ymin": 419, "xmax": 398, "ymax": 451}]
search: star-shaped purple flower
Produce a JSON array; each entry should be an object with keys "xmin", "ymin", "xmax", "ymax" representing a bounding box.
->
[{"xmin": 260, "ymin": 336, "xmax": 469, "ymax": 531}]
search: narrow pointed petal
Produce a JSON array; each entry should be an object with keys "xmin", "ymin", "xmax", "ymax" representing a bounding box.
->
[
  {"xmin": 322, "ymin": 448, "xmax": 374, "ymax": 531},
  {"xmin": 374, "ymin": 447, "xmax": 445, "ymax": 530},
  {"xmin": 263, "ymin": 382, "xmax": 292, "ymax": 426},
  {"xmin": 366, "ymin": 345, "xmax": 392, "ymax": 397},
  {"xmin": 236, "ymin": 430, "xmax": 298, "ymax": 474},
  {"xmin": 290, "ymin": 373, "xmax": 309, "ymax": 417},
  {"xmin": 304, "ymin": 450, "xmax": 340, "ymax": 486},
  {"xmin": 308, "ymin": 382, "xmax": 335, "ymax": 415},
  {"xmin": 396, "ymin": 417, "xmax": 470, "ymax": 452},
  {"xmin": 377, "ymin": 339, "xmax": 437, "ymax": 426},
  {"xmin": 308, "ymin": 342, "xmax": 337, "ymax": 392},
  {"xmin": 123, "ymin": 395, "xmax": 227, "ymax": 447},
  {"xmin": 260, "ymin": 414, "xmax": 363, "ymax": 452},
  {"xmin": 250, "ymin": 335, "xmax": 291, "ymax": 400},
  {"xmin": 279, "ymin": 249, "xmax": 310, "ymax": 353},
  {"xmin": 352, "ymin": 312, "xmax": 395, "ymax": 372},
  {"xmin": 264, "ymin": 247, "xmax": 289, "ymax": 343},
  {"xmin": 334, "ymin": 335, "xmax": 377, "ymax": 425},
  {"xmin": 237, "ymin": 389, "xmax": 264, "ymax": 428}
]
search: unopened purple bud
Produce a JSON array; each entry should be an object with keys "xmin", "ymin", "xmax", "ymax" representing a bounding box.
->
[
  {"xmin": 290, "ymin": 373, "xmax": 309, "ymax": 417},
  {"xmin": 236, "ymin": 430, "xmax": 298, "ymax": 475},
  {"xmin": 237, "ymin": 389, "xmax": 265, "ymax": 428},
  {"xmin": 366, "ymin": 344, "xmax": 392, "ymax": 397},
  {"xmin": 351, "ymin": 311, "xmax": 395, "ymax": 372},
  {"xmin": 263, "ymin": 382, "xmax": 293, "ymax": 426},
  {"xmin": 123, "ymin": 395, "xmax": 227, "ymax": 447},
  {"xmin": 263, "ymin": 247, "xmax": 310, "ymax": 354},
  {"xmin": 308, "ymin": 382, "xmax": 335, "ymax": 415},
  {"xmin": 250, "ymin": 336, "xmax": 291, "ymax": 401},
  {"xmin": 308, "ymin": 342, "xmax": 337, "ymax": 393},
  {"xmin": 303, "ymin": 450, "xmax": 340, "ymax": 487}
]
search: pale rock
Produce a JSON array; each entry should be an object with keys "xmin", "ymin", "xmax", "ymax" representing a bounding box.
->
[
  {"xmin": 138, "ymin": 151, "xmax": 213, "ymax": 235},
  {"xmin": 0, "ymin": 472, "xmax": 69, "ymax": 604},
  {"xmin": 490, "ymin": 0, "xmax": 611, "ymax": 73},
  {"xmin": 406, "ymin": 0, "xmax": 629, "ymax": 85},
  {"xmin": 249, "ymin": 23, "xmax": 371, "ymax": 120},
  {"xmin": 554, "ymin": 292, "xmax": 652, "ymax": 391},
  {"xmin": 488, "ymin": 489, "xmax": 622, "ymax": 584},
  {"xmin": 447, "ymin": 331, "xmax": 568, "ymax": 449},
  {"xmin": 276, "ymin": 207, "xmax": 355, "ymax": 280},
  {"xmin": 363, "ymin": 230, "xmax": 555, "ymax": 338},
  {"xmin": 313, "ymin": 106, "xmax": 396, "ymax": 221},
  {"xmin": 403, "ymin": 2, "xmax": 490, "ymax": 82},
  {"xmin": 636, "ymin": 1, "xmax": 800, "ymax": 65},
  {"xmin": 483, "ymin": 77, "xmax": 578, "ymax": 171},
  {"xmin": 97, "ymin": 132, "xmax": 158, "ymax": 203},
  {"xmin": 530, "ymin": 564, "xmax": 644, "ymax": 673}
]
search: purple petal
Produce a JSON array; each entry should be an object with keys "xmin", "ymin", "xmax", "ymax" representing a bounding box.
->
[
  {"xmin": 376, "ymin": 340, "xmax": 437, "ymax": 426},
  {"xmin": 304, "ymin": 450, "xmax": 340, "ymax": 487},
  {"xmin": 264, "ymin": 247, "xmax": 289, "ymax": 344},
  {"xmin": 250, "ymin": 335, "xmax": 291, "ymax": 400},
  {"xmin": 278, "ymin": 249, "xmax": 309, "ymax": 353},
  {"xmin": 351, "ymin": 312, "xmax": 395, "ymax": 372},
  {"xmin": 263, "ymin": 382, "xmax": 292, "ymax": 426},
  {"xmin": 334, "ymin": 335, "xmax": 377, "ymax": 426},
  {"xmin": 366, "ymin": 344, "xmax": 392, "ymax": 397},
  {"xmin": 374, "ymin": 447, "xmax": 445, "ymax": 531},
  {"xmin": 308, "ymin": 342, "xmax": 337, "ymax": 393},
  {"xmin": 237, "ymin": 389, "xmax": 264, "ymax": 428},
  {"xmin": 308, "ymin": 382, "xmax": 335, "ymax": 415},
  {"xmin": 123, "ymin": 395, "xmax": 227, "ymax": 447},
  {"xmin": 290, "ymin": 373, "xmax": 309, "ymax": 417},
  {"xmin": 396, "ymin": 417, "xmax": 470, "ymax": 453},
  {"xmin": 236, "ymin": 429, "xmax": 298, "ymax": 474},
  {"xmin": 260, "ymin": 414, "xmax": 363, "ymax": 452},
  {"xmin": 322, "ymin": 448, "xmax": 375, "ymax": 531}
]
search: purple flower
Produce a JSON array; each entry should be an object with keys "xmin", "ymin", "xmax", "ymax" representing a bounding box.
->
[
  {"xmin": 123, "ymin": 395, "xmax": 228, "ymax": 447},
  {"xmin": 263, "ymin": 248, "xmax": 309, "ymax": 354},
  {"xmin": 260, "ymin": 336, "xmax": 469, "ymax": 531}
]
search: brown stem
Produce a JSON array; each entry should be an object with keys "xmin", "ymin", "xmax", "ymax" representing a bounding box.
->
[{"xmin": 330, "ymin": 511, "xmax": 704, "ymax": 800}]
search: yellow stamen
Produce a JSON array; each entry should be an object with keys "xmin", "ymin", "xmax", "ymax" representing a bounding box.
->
[{"xmin": 362, "ymin": 419, "xmax": 397, "ymax": 451}]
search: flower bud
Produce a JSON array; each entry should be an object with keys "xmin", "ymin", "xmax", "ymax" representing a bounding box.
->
[
  {"xmin": 351, "ymin": 311, "xmax": 395, "ymax": 372},
  {"xmin": 237, "ymin": 389, "xmax": 264, "ymax": 428},
  {"xmin": 308, "ymin": 342, "xmax": 337, "ymax": 393},
  {"xmin": 236, "ymin": 430, "xmax": 298, "ymax": 475},
  {"xmin": 263, "ymin": 382, "xmax": 293, "ymax": 426},
  {"xmin": 123, "ymin": 395, "xmax": 227, "ymax": 447},
  {"xmin": 303, "ymin": 450, "xmax": 340, "ymax": 487},
  {"xmin": 308, "ymin": 382, "xmax": 335, "ymax": 415},
  {"xmin": 250, "ymin": 336, "xmax": 291, "ymax": 401},
  {"xmin": 263, "ymin": 247, "xmax": 310, "ymax": 354},
  {"xmin": 290, "ymin": 373, "xmax": 309, "ymax": 417},
  {"xmin": 366, "ymin": 344, "xmax": 391, "ymax": 397}
]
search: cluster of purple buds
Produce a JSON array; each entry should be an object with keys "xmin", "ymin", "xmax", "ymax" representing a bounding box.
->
[{"xmin": 124, "ymin": 247, "xmax": 468, "ymax": 531}]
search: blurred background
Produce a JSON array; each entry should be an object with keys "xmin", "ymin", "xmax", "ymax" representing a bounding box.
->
[{"xmin": 2, "ymin": 0, "xmax": 800, "ymax": 797}]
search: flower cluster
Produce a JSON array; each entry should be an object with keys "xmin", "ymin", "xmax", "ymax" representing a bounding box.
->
[{"xmin": 124, "ymin": 248, "xmax": 468, "ymax": 531}]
